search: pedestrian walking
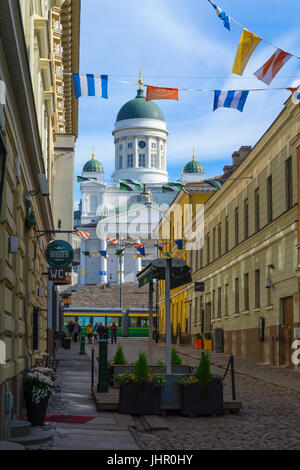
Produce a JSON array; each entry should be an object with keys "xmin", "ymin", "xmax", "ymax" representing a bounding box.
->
[
  {"xmin": 111, "ymin": 322, "xmax": 117, "ymax": 344},
  {"xmin": 86, "ymin": 324, "xmax": 93, "ymax": 345},
  {"xmin": 93, "ymin": 323, "xmax": 98, "ymax": 343},
  {"xmin": 97, "ymin": 322, "xmax": 104, "ymax": 341},
  {"xmin": 74, "ymin": 322, "xmax": 79, "ymax": 343},
  {"xmin": 103, "ymin": 325, "xmax": 109, "ymax": 341}
]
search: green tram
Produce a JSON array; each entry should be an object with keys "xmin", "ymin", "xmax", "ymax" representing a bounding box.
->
[{"xmin": 64, "ymin": 307, "xmax": 157, "ymax": 338}]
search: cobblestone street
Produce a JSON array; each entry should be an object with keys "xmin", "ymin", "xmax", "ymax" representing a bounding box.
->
[{"xmin": 37, "ymin": 338, "xmax": 300, "ymax": 450}]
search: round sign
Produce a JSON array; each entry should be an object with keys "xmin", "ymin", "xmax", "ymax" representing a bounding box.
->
[{"xmin": 45, "ymin": 240, "xmax": 74, "ymax": 268}]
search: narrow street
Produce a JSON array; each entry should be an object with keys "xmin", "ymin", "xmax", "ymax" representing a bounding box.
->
[{"xmin": 34, "ymin": 339, "xmax": 300, "ymax": 450}]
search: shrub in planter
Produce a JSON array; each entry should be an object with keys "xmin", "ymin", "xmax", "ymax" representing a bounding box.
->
[
  {"xmin": 113, "ymin": 345, "xmax": 127, "ymax": 365},
  {"xmin": 171, "ymin": 347, "xmax": 182, "ymax": 365},
  {"xmin": 178, "ymin": 353, "xmax": 223, "ymax": 416},
  {"xmin": 23, "ymin": 368, "xmax": 55, "ymax": 426},
  {"xmin": 62, "ymin": 336, "xmax": 72, "ymax": 349},
  {"xmin": 114, "ymin": 352, "xmax": 165, "ymax": 415}
]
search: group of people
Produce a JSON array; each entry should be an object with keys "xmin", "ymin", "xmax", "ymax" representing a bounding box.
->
[{"xmin": 66, "ymin": 321, "xmax": 118, "ymax": 345}]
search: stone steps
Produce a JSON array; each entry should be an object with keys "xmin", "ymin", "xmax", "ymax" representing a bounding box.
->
[{"xmin": 9, "ymin": 420, "xmax": 32, "ymax": 439}]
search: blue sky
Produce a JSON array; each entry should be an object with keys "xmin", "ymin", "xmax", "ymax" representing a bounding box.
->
[{"xmin": 74, "ymin": 0, "xmax": 300, "ymax": 209}]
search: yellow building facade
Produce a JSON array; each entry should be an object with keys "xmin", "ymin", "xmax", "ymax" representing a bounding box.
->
[
  {"xmin": 158, "ymin": 184, "xmax": 215, "ymax": 343},
  {"xmin": 189, "ymin": 96, "xmax": 300, "ymax": 368}
]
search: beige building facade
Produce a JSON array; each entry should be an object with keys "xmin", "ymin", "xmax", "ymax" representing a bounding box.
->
[
  {"xmin": 0, "ymin": 0, "xmax": 80, "ymax": 440},
  {"xmin": 190, "ymin": 97, "xmax": 300, "ymax": 368}
]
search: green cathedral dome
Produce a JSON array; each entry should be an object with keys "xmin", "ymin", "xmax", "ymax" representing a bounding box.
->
[
  {"xmin": 116, "ymin": 89, "xmax": 165, "ymax": 122},
  {"xmin": 83, "ymin": 153, "xmax": 104, "ymax": 173},
  {"xmin": 183, "ymin": 154, "xmax": 205, "ymax": 174}
]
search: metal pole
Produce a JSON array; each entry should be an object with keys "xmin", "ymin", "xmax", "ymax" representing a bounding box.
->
[
  {"xmin": 119, "ymin": 254, "xmax": 122, "ymax": 308},
  {"xmin": 148, "ymin": 280, "xmax": 154, "ymax": 365},
  {"xmin": 231, "ymin": 354, "xmax": 236, "ymax": 401},
  {"xmin": 91, "ymin": 348, "xmax": 94, "ymax": 390},
  {"xmin": 165, "ymin": 259, "xmax": 171, "ymax": 375}
]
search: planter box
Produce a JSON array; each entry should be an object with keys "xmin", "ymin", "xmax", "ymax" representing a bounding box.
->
[
  {"xmin": 111, "ymin": 364, "xmax": 191, "ymax": 387},
  {"xmin": 119, "ymin": 383, "xmax": 161, "ymax": 415},
  {"xmin": 181, "ymin": 382, "xmax": 224, "ymax": 416},
  {"xmin": 204, "ymin": 339, "xmax": 212, "ymax": 351},
  {"xmin": 24, "ymin": 393, "xmax": 50, "ymax": 426},
  {"xmin": 194, "ymin": 338, "xmax": 203, "ymax": 349}
]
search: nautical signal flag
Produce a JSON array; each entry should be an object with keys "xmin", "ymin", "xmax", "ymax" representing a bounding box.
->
[
  {"xmin": 99, "ymin": 250, "xmax": 107, "ymax": 258},
  {"xmin": 73, "ymin": 73, "xmax": 108, "ymax": 99},
  {"xmin": 208, "ymin": 0, "xmax": 230, "ymax": 31},
  {"xmin": 203, "ymin": 179, "xmax": 223, "ymax": 190},
  {"xmin": 162, "ymin": 182, "xmax": 184, "ymax": 193},
  {"xmin": 77, "ymin": 231, "xmax": 90, "ymax": 240},
  {"xmin": 106, "ymin": 238, "xmax": 119, "ymax": 245},
  {"xmin": 77, "ymin": 176, "xmax": 97, "ymax": 183},
  {"xmin": 254, "ymin": 49, "xmax": 292, "ymax": 85},
  {"xmin": 120, "ymin": 179, "xmax": 141, "ymax": 191},
  {"xmin": 174, "ymin": 240, "xmax": 183, "ymax": 250},
  {"xmin": 137, "ymin": 246, "xmax": 146, "ymax": 257},
  {"xmin": 232, "ymin": 30, "xmax": 262, "ymax": 76},
  {"xmin": 146, "ymin": 85, "xmax": 178, "ymax": 102},
  {"xmin": 213, "ymin": 90, "xmax": 249, "ymax": 112}
]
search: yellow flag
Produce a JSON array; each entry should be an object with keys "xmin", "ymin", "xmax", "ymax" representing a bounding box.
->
[{"xmin": 232, "ymin": 29, "xmax": 262, "ymax": 75}]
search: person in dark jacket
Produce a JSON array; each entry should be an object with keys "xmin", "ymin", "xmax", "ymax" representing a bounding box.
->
[
  {"xmin": 103, "ymin": 325, "xmax": 109, "ymax": 341},
  {"xmin": 97, "ymin": 322, "xmax": 104, "ymax": 341},
  {"xmin": 110, "ymin": 323, "xmax": 117, "ymax": 344}
]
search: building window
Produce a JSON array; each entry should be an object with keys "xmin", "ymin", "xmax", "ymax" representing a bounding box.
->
[
  {"xmin": 119, "ymin": 144, "xmax": 123, "ymax": 150},
  {"xmin": 206, "ymin": 234, "xmax": 210, "ymax": 265},
  {"xmin": 200, "ymin": 248, "xmax": 203, "ymax": 269},
  {"xmin": 212, "ymin": 227, "xmax": 216, "ymax": 261},
  {"xmin": 218, "ymin": 223, "xmax": 221, "ymax": 257},
  {"xmin": 225, "ymin": 284, "xmax": 228, "ymax": 316},
  {"xmin": 225, "ymin": 216, "xmax": 229, "ymax": 253},
  {"xmin": 244, "ymin": 198, "xmax": 249, "ymax": 239},
  {"xmin": 267, "ymin": 175, "xmax": 273, "ymax": 223},
  {"xmin": 255, "ymin": 269, "xmax": 260, "ymax": 308},
  {"xmin": 151, "ymin": 142, "xmax": 157, "ymax": 149},
  {"xmin": 128, "ymin": 142, "xmax": 132, "ymax": 149},
  {"xmin": 285, "ymin": 157, "xmax": 293, "ymax": 210},
  {"xmin": 119, "ymin": 156, "xmax": 123, "ymax": 169},
  {"xmin": 151, "ymin": 154, "xmax": 157, "ymax": 168},
  {"xmin": 255, "ymin": 188, "xmax": 260, "ymax": 232},
  {"xmin": 127, "ymin": 154, "xmax": 133, "ymax": 167},
  {"xmin": 244, "ymin": 273, "xmax": 249, "ymax": 310},
  {"xmin": 212, "ymin": 290, "xmax": 215, "ymax": 319},
  {"xmin": 235, "ymin": 277, "xmax": 239, "ymax": 314},
  {"xmin": 235, "ymin": 208, "xmax": 239, "ymax": 246},
  {"xmin": 139, "ymin": 154, "xmax": 146, "ymax": 167},
  {"xmin": 0, "ymin": 136, "xmax": 7, "ymax": 215},
  {"xmin": 218, "ymin": 287, "xmax": 222, "ymax": 318}
]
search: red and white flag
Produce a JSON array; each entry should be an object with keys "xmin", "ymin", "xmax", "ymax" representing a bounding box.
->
[
  {"xmin": 254, "ymin": 49, "xmax": 292, "ymax": 85},
  {"xmin": 106, "ymin": 237, "xmax": 119, "ymax": 245},
  {"xmin": 77, "ymin": 230, "xmax": 90, "ymax": 240},
  {"xmin": 131, "ymin": 242, "xmax": 144, "ymax": 249}
]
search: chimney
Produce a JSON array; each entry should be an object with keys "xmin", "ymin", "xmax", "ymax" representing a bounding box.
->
[{"xmin": 232, "ymin": 146, "xmax": 252, "ymax": 169}]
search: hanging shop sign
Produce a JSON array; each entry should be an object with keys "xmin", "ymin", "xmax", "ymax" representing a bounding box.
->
[{"xmin": 45, "ymin": 240, "xmax": 74, "ymax": 268}]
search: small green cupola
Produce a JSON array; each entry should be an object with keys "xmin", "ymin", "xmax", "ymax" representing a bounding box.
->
[
  {"xmin": 83, "ymin": 148, "xmax": 104, "ymax": 173},
  {"xmin": 183, "ymin": 151, "xmax": 205, "ymax": 175}
]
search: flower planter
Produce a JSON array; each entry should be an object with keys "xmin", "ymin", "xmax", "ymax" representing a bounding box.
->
[
  {"xmin": 204, "ymin": 339, "xmax": 212, "ymax": 351},
  {"xmin": 119, "ymin": 383, "xmax": 161, "ymax": 415},
  {"xmin": 24, "ymin": 393, "xmax": 50, "ymax": 426},
  {"xmin": 194, "ymin": 338, "xmax": 203, "ymax": 349},
  {"xmin": 181, "ymin": 382, "xmax": 224, "ymax": 416},
  {"xmin": 112, "ymin": 365, "xmax": 191, "ymax": 387}
]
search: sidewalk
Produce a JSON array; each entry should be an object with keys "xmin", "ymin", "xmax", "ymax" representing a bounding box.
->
[{"xmin": 45, "ymin": 342, "xmax": 139, "ymax": 450}]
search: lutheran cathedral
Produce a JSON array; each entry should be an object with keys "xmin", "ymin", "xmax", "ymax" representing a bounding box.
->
[{"xmin": 75, "ymin": 85, "xmax": 206, "ymax": 285}]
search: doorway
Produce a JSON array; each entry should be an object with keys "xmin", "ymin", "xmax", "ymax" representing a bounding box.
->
[{"xmin": 280, "ymin": 296, "xmax": 294, "ymax": 367}]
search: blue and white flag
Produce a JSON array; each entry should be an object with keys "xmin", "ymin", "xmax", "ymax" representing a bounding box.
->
[
  {"xmin": 208, "ymin": 0, "xmax": 230, "ymax": 31},
  {"xmin": 73, "ymin": 73, "xmax": 108, "ymax": 99},
  {"xmin": 213, "ymin": 90, "xmax": 249, "ymax": 112}
]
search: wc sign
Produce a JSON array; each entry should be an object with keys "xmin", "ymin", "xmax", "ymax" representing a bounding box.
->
[{"xmin": 0, "ymin": 340, "xmax": 5, "ymax": 365}]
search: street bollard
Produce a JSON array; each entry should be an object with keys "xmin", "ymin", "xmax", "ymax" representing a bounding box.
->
[
  {"xmin": 79, "ymin": 334, "xmax": 86, "ymax": 355},
  {"xmin": 97, "ymin": 340, "xmax": 108, "ymax": 393}
]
